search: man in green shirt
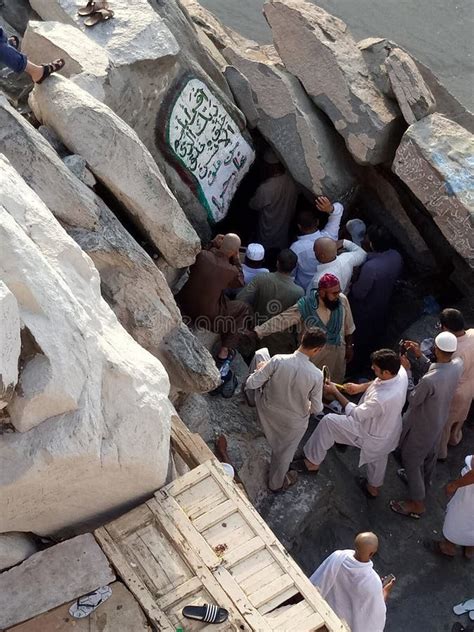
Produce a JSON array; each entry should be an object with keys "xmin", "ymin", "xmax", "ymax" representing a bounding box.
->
[{"xmin": 238, "ymin": 249, "xmax": 304, "ymax": 355}]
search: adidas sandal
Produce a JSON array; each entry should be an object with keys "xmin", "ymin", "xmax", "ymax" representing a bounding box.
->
[{"xmin": 182, "ymin": 604, "xmax": 229, "ymax": 624}]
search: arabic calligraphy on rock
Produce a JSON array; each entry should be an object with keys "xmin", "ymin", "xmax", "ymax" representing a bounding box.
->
[{"xmin": 168, "ymin": 78, "xmax": 255, "ymax": 222}]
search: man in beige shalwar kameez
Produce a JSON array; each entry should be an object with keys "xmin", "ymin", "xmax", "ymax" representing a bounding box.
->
[
  {"xmin": 245, "ymin": 329, "xmax": 326, "ymax": 492},
  {"xmin": 253, "ymin": 273, "xmax": 355, "ymax": 383}
]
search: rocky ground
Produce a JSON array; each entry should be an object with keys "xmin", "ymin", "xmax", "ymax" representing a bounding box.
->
[{"xmin": 180, "ymin": 351, "xmax": 474, "ymax": 632}]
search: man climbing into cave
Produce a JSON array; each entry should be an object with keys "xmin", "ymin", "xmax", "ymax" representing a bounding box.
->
[
  {"xmin": 293, "ymin": 349, "xmax": 408, "ymax": 498},
  {"xmin": 177, "ymin": 232, "xmax": 252, "ymax": 372},
  {"xmin": 310, "ymin": 532, "xmax": 394, "ymax": 632},
  {"xmin": 290, "ymin": 197, "xmax": 344, "ymax": 291},
  {"xmin": 244, "ymin": 328, "xmax": 326, "ymax": 492},
  {"xmin": 0, "ymin": 27, "xmax": 65, "ymax": 84},
  {"xmin": 306, "ymin": 236, "xmax": 367, "ymax": 295},
  {"xmin": 249, "ymin": 273, "xmax": 355, "ymax": 384}
]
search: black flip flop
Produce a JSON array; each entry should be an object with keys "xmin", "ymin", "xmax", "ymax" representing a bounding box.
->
[
  {"xmin": 36, "ymin": 59, "xmax": 65, "ymax": 84},
  {"xmin": 357, "ymin": 477, "xmax": 377, "ymax": 500},
  {"xmin": 8, "ymin": 36, "xmax": 20, "ymax": 50},
  {"xmin": 290, "ymin": 459, "xmax": 319, "ymax": 475},
  {"xmin": 182, "ymin": 604, "xmax": 229, "ymax": 624}
]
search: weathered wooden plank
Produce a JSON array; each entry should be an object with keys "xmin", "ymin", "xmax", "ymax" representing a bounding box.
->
[
  {"xmin": 259, "ymin": 586, "xmax": 300, "ymax": 616},
  {"xmin": 202, "ymin": 511, "xmax": 255, "ymax": 549},
  {"xmin": 240, "ymin": 561, "xmax": 283, "ymax": 596},
  {"xmin": 229, "ymin": 548, "xmax": 275, "ymax": 584},
  {"xmin": 213, "ymin": 566, "xmax": 272, "ymax": 632},
  {"xmin": 248, "ymin": 574, "xmax": 294, "ymax": 609},
  {"xmin": 105, "ymin": 504, "xmax": 153, "ymax": 540},
  {"xmin": 137, "ymin": 525, "xmax": 193, "ymax": 590},
  {"xmin": 299, "ymin": 611, "xmax": 327, "ymax": 630},
  {"xmin": 157, "ymin": 576, "xmax": 202, "ymax": 610},
  {"xmin": 161, "ymin": 461, "xmax": 211, "ymax": 497},
  {"xmin": 192, "ymin": 499, "xmax": 237, "ymax": 532},
  {"xmin": 205, "ymin": 460, "xmax": 349, "ymax": 631},
  {"xmin": 94, "ymin": 527, "xmax": 175, "ymax": 632},
  {"xmin": 222, "ymin": 537, "xmax": 265, "ymax": 568},
  {"xmin": 122, "ymin": 532, "xmax": 171, "ymax": 597},
  {"xmin": 267, "ymin": 600, "xmax": 314, "ymax": 628},
  {"xmin": 171, "ymin": 414, "xmax": 215, "ymax": 469}
]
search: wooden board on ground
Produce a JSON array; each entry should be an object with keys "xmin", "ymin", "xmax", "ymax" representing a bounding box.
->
[{"xmin": 96, "ymin": 459, "xmax": 348, "ymax": 632}]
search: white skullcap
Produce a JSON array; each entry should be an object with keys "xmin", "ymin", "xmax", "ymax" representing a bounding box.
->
[
  {"xmin": 346, "ymin": 219, "xmax": 367, "ymax": 246},
  {"xmin": 246, "ymin": 243, "xmax": 265, "ymax": 262},
  {"xmin": 263, "ymin": 148, "xmax": 280, "ymax": 164},
  {"xmin": 435, "ymin": 331, "xmax": 458, "ymax": 353}
]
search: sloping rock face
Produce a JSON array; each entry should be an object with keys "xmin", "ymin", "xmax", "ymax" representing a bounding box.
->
[
  {"xmin": 0, "ymin": 96, "xmax": 218, "ymax": 394},
  {"xmin": 359, "ymin": 37, "xmax": 474, "ymax": 134},
  {"xmin": 30, "ymin": 76, "xmax": 200, "ymax": 268},
  {"xmin": 393, "ymin": 114, "xmax": 474, "ymax": 275},
  {"xmin": 0, "ymin": 155, "xmax": 175, "ymax": 534},
  {"xmin": 223, "ymin": 42, "xmax": 357, "ymax": 198},
  {"xmin": 263, "ymin": 0, "xmax": 401, "ymax": 165},
  {"xmin": 385, "ymin": 48, "xmax": 436, "ymax": 124},
  {"xmin": 27, "ymin": 0, "xmax": 255, "ymax": 235},
  {"xmin": 0, "ymin": 282, "xmax": 20, "ymax": 409}
]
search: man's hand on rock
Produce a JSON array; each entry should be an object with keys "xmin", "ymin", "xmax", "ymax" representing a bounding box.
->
[{"xmin": 315, "ymin": 196, "xmax": 334, "ymax": 214}]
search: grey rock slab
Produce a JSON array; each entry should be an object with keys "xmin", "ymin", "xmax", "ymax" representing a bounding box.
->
[
  {"xmin": 0, "ymin": 281, "xmax": 20, "ymax": 409},
  {"xmin": 63, "ymin": 154, "xmax": 96, "ymax": 188},
  {"xmin": 0, "ymin": 95, "xmax": 99, "ymax": 230},
  {"xmin": 0, "ymin": 0, "xmax": 39, "ymax": 34},
  {"xmin": 263, "ymin": 0, "xmax": 401, "ymax": 165},
  {"xmin": 30, "ymin": 75, "xmax": 201, "ymax": 267},
  {"xmin": 223, "ymin": 42, "xmax": 357, "ymax": 198},
  {"xmin": 393, "ymin": 113, "xmax": 474, "ymax": 271},
  {"xmin": 0, "ymin": 533, "xmax": 38, "ymax": 572},
  {"xmin": 0, "ymin": 533, "xmax": 115, "ymax": 629},
  {"xmin": 178, "ymin": 392, "xmax": 213, "ymax": 441},
  {"xmin": 385, "ymin": 47, "xmax": 436, "ymax": 124}
]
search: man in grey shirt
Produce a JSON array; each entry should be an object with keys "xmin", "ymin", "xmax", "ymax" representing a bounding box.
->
[{"xmin": 390, "ymin": 332, "xmax": 463, "ymax": 519}]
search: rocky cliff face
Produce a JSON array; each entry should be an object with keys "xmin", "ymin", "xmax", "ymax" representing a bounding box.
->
[{"xmin": 0, "ymin": 0, "xmax": 473, "ymax": 541}]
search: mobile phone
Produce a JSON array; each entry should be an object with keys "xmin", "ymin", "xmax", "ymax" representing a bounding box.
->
[
  {"xmin": 398, "ymin": 340, "xmax": 407, "ymax": 356},
  {"xmin": 382, "ymin": 574, "xmax": 396, "ymax": 587}
]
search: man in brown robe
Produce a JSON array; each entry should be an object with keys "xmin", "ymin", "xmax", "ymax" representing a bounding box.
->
[{"xmin": 177, "ymin": 233, "xmax": 252, "ymax": 362}]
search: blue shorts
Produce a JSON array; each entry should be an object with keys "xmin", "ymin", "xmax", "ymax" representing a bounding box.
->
[{"xmin": 0, "ymin": 27, "xmax": 27, "ymax": 73}]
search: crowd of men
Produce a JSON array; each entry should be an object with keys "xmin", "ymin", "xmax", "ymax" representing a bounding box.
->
[{"xmin": 178, "ymin": 153, "xmax": 474, "ymax": 631}]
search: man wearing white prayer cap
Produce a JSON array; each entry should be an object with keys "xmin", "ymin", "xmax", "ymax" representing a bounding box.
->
[
  {"xmin": 390, "ymin": 331, "xmax": 463, "ymax": 519},
  {"xmin": 249, "ymin": 148, "xmax": 297, "ymax": 251},
  {"xmin": 310, "ymin": 532, "xmax": 395, "ymax": 632},
  {"xmin": 242, "ymin": 243, "xmax": 269, "ymax": 285}
]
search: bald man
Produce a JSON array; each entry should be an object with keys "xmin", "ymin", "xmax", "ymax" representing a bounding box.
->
[
  {"xmin": 310, "ymin": 532, "xmax": 394, "ymax": 632},
  {"xmin": 177, "ymin": 233, "xmax": 252, "ymax": 362},
  {"xmin": 307, "ymin": 237, "xmax": 366, "ymax": 295}
]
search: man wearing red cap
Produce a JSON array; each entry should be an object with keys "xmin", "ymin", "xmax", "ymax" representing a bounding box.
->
[{"xmin": 252, "ymin": 272, "xmax": 355, "ymax": 382}]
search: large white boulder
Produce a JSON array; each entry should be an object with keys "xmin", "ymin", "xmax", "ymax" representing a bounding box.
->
[
  {"xmin": 393, "ymin": 114, "xmax": 474, "ymax": 273},
  {"xmin": 263, "ymin": 0, "xmax": 401, "ymax": 165},
  {"xmin": 0, "ymin": 533, "xmax": 39, "ymax": 572},
  {"xmin": 29, "ymin": 75, "xmax": 200, "ymax": 267},
  {"xmin": 0, "ymin": 156, "xmax": 174, "ymax": 534},
  {"xmin": 223, "ymin": 42, "xmax": 356, "ymax": 198},
  {"xmin": 0, "ymin": 97, "xmax": 218, "ymax": 394},
  {"xmin": 0, "ymin": 281, "xmax": 21, "ymax": 409}
]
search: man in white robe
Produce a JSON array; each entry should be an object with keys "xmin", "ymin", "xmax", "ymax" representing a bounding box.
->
[
  {"xmin": 244, "ymin": 329, "xmax": 326, "ymax": 492},
  {"xmin": 310, "ymin": 532, "xmax": 394, "ymax": 632},
  {"xmin": 296, "ymin": 349, "xmax": 408, "ymax": 497}
]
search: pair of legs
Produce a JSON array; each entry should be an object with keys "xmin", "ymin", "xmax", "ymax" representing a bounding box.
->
[
  {"xmin": 391, "ymin": 447, "xmax": 437, "ymax": 516},
  {"xmin": 214, "ymin": 299, "xmax": 253, "ymax": 361},
  {"xmin": 303, "ymin": 413, "xmax": 388, "ymax": 497},
  {"xmin": 0, "ymin": 27, "xmax": 64, "ymax": 83},
  {"xmin": 247, "ymin": 348, "xmax": 304, "ymax": 491}
]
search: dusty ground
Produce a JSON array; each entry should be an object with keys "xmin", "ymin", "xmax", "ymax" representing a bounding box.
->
[{"xmin": 203, "ymin": 359, "xmax": 474, "ymax": 632}]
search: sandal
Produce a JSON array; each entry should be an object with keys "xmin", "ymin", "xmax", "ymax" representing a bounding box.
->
[
  {"xmin": 69, "ymin": 586, "xmax": 112, "ymax": 619},
  {"xmin": 182, "ymin": 604, "xmax": 229, "ymax": 624},
  {"xmin": 8, "ymin": 36, "xmax": 20, "ymax": 50},
  {"xmin": 271, "ymin": 470, "xmax": 298, "ymax": 493},
  {"xmin": 389, "ymin": 499, "xmax": 422, "ymax": 520},
  {"xmin": 290, "ymin": 459, "xmax": 319, "ymax": 475},
  {"xmin": 77, "ymin": 0, "xmax": 109, "ymax": 16},
  {"xmin": 36, "ymin": 59, "xmax": 65, "ymax": 84},
  {"xmin": 423, "ymin": 539, "xmax": 455, "ymax": 559},
  {"xmin": 453, "ymin": 599, "xmax": 474, "ymax": 616},
  {"xmin": 84, "ymin": 8, "xmax": 115, "ymax": 27}
]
